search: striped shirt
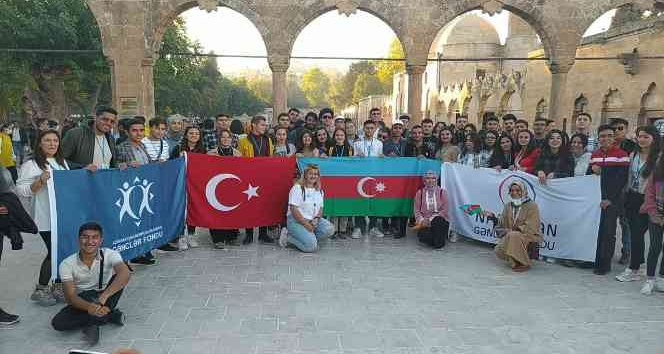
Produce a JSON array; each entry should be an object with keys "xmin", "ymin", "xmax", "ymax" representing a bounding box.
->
[{"xmin": 141, "ymin": 137, "xmax": 169, "ymax": 162}]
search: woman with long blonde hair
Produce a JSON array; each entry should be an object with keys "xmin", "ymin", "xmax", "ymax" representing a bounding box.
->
[{"xmin": 279, "ymin": 164, "xmax": 334, "ymax": 252}]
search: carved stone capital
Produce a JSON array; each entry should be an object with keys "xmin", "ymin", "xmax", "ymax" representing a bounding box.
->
[
  {"xmin": 406, "ymin": 65, "xmax": 426, "ymax": 75},
  {"xmin": 481, "ymin": 0, "xmax": 504, "ymax": 16},
  {"xmin": 336, "ymin": 0, "xmax": 360, "ymax": 16},
  {"xmin": 197, "ymin": 0, "xmax": 218, "ymax": 13},
  {"xmin": 268, "ymin": 55, "xmax": 290, "ymax": 72},
  {"xmin": 546, "ymin": 60, "xmax": 573, "ymax": 75}
]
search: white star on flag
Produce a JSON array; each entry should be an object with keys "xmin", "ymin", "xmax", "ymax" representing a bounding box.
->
[
  {"xmin": 243, "ymin": 184, "xmax": 260, "ymax": 201},
  {"xmin": 375, "ymin": 182, "xmax": 386, "ymax": 193}
]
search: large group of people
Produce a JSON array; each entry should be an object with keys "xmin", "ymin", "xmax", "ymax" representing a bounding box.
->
[{"xmin": 1, "ymin": 104, "xmax": 664, "ymax": 346}]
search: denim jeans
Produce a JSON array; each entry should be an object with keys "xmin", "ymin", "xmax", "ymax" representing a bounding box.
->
[{"xmin": 286, "ymin": 215, "xmax": 334, "ymax": 252}]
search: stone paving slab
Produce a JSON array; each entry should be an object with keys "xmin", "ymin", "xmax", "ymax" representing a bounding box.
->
[{"xmin": 1, "ymin": 230, "xmax": 663, "ymax": 354}]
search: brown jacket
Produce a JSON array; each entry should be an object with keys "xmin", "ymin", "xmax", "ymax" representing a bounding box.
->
[{"xmin": 498, "ymin": 201, "xmax": 543, "ymax": 241}]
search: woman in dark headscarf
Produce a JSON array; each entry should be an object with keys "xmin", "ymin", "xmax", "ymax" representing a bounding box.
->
[{"xmin": 484, "ymin": 181, "xmax": 542, "ymax": 272}]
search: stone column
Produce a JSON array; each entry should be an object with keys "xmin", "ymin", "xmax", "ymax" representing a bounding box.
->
[
  {"xmin": 547, "ymin": 63, "xmax": 572, "ymax": 128},
  {"xmin": 269, "ymin": 56, "xmax": 290, "ymax": 118},
  {"xmin": 407, "ymin": 65, "xmax": 426, "ymax": 123},
  {"xmin": 108, "ymin": 56, "xmax": 156, "ymax": 119}
]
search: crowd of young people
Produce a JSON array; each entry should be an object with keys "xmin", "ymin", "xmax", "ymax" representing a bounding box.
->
[{"xmin": 2, "ymin": 105, "xmax": 664, "ymax": 338}]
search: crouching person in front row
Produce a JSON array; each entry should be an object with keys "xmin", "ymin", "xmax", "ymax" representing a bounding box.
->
[
  {"xmin": 483, "ymin": 181, "xmax": 542, "ymax": 273},
  {"xmin": 51, "ymin": 222, "xmax": 131, "ymax": 345}
]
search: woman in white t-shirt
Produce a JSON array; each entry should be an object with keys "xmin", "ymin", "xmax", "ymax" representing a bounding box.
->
[
  {"xmin": 16, "ymin": 130, "xmax": 69, "ymax": 306},
  {"xmin": 279, "ymin": 164, "xmax": 334, "ymax": 252}
]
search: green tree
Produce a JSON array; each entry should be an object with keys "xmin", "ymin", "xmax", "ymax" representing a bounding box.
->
[
  {"xmin": 287, "ymin": 73, "xmax": 308, "ymax": 109},
  {"xmin": 244, "ymin": 73, "xmax": 272, "ymax": 104},
  {"xmin": 300, "ymin": 67, "xmax": 330, "ymax": 108},
  {"xmin": 0, "ymin": 0, "xmax": 109, "ymax": 122},
  {"xmin": 374, "ymin": 38, "xmax": 405, "ymax": 93},
  {"xmin": 352, "ymin": 73, "xmax": 384, "ymax": 103}
]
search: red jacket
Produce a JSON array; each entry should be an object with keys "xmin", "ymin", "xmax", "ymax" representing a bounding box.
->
[{"xmin": 515, "ymin": 148, "xmax": 540, "ymax": 174}]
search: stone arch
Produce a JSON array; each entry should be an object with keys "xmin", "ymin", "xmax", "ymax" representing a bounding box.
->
[
  {"xmin": 601, "ymin": 88, "xmax": 625, "ymax": 123},
  {"xmin": 575, "ymin": 1, "xmax": 659, "ymax": 44},
  {"xmin": 285, "ymin": 2, "xmax": 408, "ymax": 62},
  {"xmin": 640, "ymin": 82, "xmax": 664, "ymax": 124},
  {"xmin": 425, "ymin": 3, "xmax": 556, "ymax": 63},
  {"xmin": 151, "ymin": 1, "xmax": 269, "ymax": 58},
  {"xmin": 83, "ymin": 1, "xmax": 114, "ymax": 57}
]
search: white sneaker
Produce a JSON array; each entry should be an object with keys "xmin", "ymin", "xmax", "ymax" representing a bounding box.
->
[
  {"xmin": 641, "ymin": 279, "xmax": 655, "ymax": 295},
  {"xmin": 279, "ymin": 228, "xmax": 288, "ymax": 248},
  {"xmin": 656, "ymin": 277, "xmax": 664, "ymax": 292},
  {"xmin": 615, "ymin": 268, "xmax": 640, "ymax": 282},
  {"xmin": 178, "ymin": 237, "xmax": 189, "ymax": 251},
  {"xmin": 187, "ymin": 234, "xmax": 199, "ymax": 248},
  {"xmin": 369, "ymin": 227, "xmax": 384, "ymax": 238},
  {"xmin": 351, "ymin": 228, "xmax": 362, "ymax": 239},
  {"xmin": 449, "ymin": 231, "xmax": 459, "ymax": 243}
]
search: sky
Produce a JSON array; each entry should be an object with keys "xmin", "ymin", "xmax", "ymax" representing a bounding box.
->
[{"xmin": 181, "ymin": 8, "xmax": 615, "ymax": 75}]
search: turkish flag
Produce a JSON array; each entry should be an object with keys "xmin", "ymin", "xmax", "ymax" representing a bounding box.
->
[{"xmin": 186, "ymin": 153, "xmax": 296, "ymax": 228}]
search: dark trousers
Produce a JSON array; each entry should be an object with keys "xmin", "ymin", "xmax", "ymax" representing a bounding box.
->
[
  {"xmin": 51, "ymin": 280, "xmax": 123, "ymax": 331},
  {"xmin": 38, "ymin": 231, "xmax": 53, "ymax": 286},
  {"xmin": 626, "ymin": 191, "xmax": 648, "ymax": 270},
  {"xmin": 646, "ymin": 222, "xmax": 664, "ymax": 277},
  {"xmin": 354, "ymin": 217, "xmax": 378, "ymax": 232},
  {"xmin": 245, "ymin": 227, "xmax": 268, "ymax": 238},
  {"xmin": 381, "ymin": 217, "xmax": 407, "ymax": 236},
  {"xmin": 417, "ymin": 217, "xmax": 449, "ymax": 249},
  {"xmin": 595, "ymin": 205, "xmax": 618, "ymax": 272},
  {"xmin": 211, "ymin": 229, "xmax": 238, "ymax": 243}
]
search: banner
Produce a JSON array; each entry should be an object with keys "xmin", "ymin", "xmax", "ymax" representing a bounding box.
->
[
  {"xmin": 298, "ymin": 157, "xmax": 441, "ymax": 217},
  {"xmin": 443, "ymin": 163, "xmax": 601, "ymax": 261},
  {"xmin": 186, "ymin": 154, "xmax": 296, "ymax": 228},
  {"xmin": 49, "ymin": 159, "xmax": 186, "ymax": 277}
]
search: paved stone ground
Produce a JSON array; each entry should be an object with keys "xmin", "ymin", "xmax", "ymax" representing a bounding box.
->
[{"xmin": 1, "ymin": 230, "xmax": 663, "ymax": 354}]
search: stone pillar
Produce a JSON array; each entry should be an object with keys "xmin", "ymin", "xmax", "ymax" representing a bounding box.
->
[
  {"xmin": 547, "ymin": 63, "xmax": 572, "ymax": 128},
  {"xmin": 407, "ymin": 65, "xmax": 426, "ymax": 123},
  {"xmin": 108, "ymin": 57, "xmax": 156, "ymax": 120},
  {"xmin": 269, "ymin": 56, "xmax": 290, "ymax": 118}
]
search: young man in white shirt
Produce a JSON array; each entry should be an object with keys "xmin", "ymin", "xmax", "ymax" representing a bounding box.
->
[
  {"xmin": 352, "ymin": 120, "xmax": 384, "ymax": 239},
  {"xmin": 51, "ymin": 222, "xmax": 131, "ymax": 345},
  {"xmin": 141, "ymin": 117, "xmax": 169, "ymax": 162}
]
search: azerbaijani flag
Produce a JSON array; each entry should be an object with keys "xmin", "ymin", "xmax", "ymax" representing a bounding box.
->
[{"xmin": 297, "ymin": 157, "xmax": 442, "ymax": 217}]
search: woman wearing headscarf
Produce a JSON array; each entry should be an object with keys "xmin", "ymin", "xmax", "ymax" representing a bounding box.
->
[
  {"xmin": 413, "ymin": 170, "xmax": 450, "ymax": 249},
  {"xmin": 483, "ymin": 181, "xmax": 542, "ymax": 272},
  {"xmin": 165, "ymin": 114, "xmax": 184, "ymax": 153}
]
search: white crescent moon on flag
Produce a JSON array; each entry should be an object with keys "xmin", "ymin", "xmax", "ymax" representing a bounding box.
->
[
  {"xmin": 356, "ymin": 177, "xmax": 377, "ymax": 198},
  {"xmin": 205, "ymin": 174, "xmax": 242, "ymax": 212}
]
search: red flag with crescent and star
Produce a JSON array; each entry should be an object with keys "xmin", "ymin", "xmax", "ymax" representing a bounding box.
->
[{"xmin": 186, "ymin": 153, "xmax": 296, "ymax": 228}]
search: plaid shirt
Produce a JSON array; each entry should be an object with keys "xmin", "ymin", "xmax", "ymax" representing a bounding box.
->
[
  {"xmin": 202, "ymin": 130, "xmax": 239, "ymax": 151},
  {"xmin": 115, "ymin": 141, "xmax": 150, "ymax": 165}
]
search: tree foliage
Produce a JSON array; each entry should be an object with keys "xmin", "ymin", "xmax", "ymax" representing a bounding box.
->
[{"xmin": 301, "ymin": 67, "xmax": 330, "ymax": 108}]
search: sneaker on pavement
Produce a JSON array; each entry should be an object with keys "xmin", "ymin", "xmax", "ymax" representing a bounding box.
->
[
  {"xmin": 351, "ymin": 228, "xmax": 362, "ymax": 239},
  {"xmin": 615, "ymin": 268, "xmax": 640, "ymax": 282},
  {"xmin": 369, "ymin": 227, "xmax": 384, "ymax": 238},
  {"xmin": 449, "ymin": 232, "xmax": 459, "ymax": 243},
  {"xmin": 0, "ymin": 308, "xmax": 19, "ymax": 325},
  {"xmin": 30, "ymin": 286, "xmax": 56, "ymax": 307},
  {"xmin": 279, "ymin": 228, "xmax": 288, "ymax": 248},
  {"xmin": 51, "ymin": 283, "xmax": 65, "ymax": 303},
  {"xmin": 158, "ymin": 244, "xmax": 179, "ymax": 252},
  {"xmin": 130, "ymin": 256, "xmax": 156, "ymax": 265},
  {"xmin": 641, "ymin": 279, "xmax": 655, "ymax": 295},
  {"xmin": 187, "ymin": 234, "xmax": 200, "ymax": 248},
  {"xmin": 656, "ymin": 277, "xmax": 664, "ymax": 292},
  {"xmin": 213, "ymin": 242, "xmax": 225, "ymax": 249},
  {"xmin": 178, "ymin": 237, "xmax": 189, "ymax": 251},
  {"xmin": 82, "ymin": 324, "xmax": 100, "ymax": 346}
]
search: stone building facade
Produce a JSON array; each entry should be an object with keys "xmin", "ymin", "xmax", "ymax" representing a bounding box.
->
[
  {"xmin": 85, "ymin": 0, "xmax": 664, "ymax": 126},
  {"xmin": 391, "ymin": 5, "xmax": 664, "ymax": 132}
]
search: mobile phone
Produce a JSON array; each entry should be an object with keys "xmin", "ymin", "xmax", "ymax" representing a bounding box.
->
[{"xmin": 69, "ymin": 350, "xmax": 109, "ymax": 354}]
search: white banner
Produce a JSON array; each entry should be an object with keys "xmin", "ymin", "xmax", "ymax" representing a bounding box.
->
[{"xmin": 443, "ymin": 163, "xmax": 601, "ymax": 262}]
